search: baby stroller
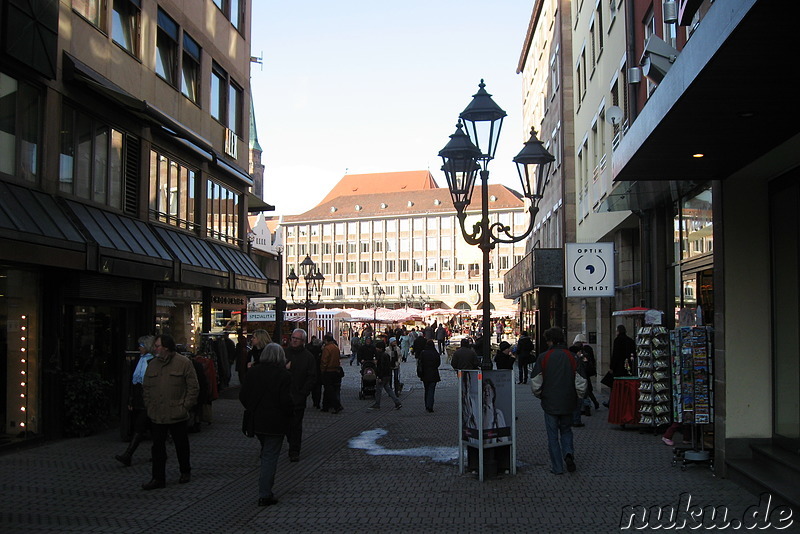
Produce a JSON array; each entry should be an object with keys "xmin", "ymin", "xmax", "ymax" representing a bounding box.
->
[{"xmin": 359, "ymin": 359, "xmax": 377, "ymax": 400}]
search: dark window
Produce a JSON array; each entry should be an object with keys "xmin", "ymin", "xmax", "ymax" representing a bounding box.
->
[
  {"xmin": 155, "ymin": 8, "xmax": 178, "ymax": 86},
  {"xmin": 0, "ymin": 72, "xmax": 41, "ymax": 183},
  {"xmin": 181, "ymin": 33, "xmax": 201, "ymax": 103},
  {"xmin": 59, "ymin": 104, "xmax": 128, "ymax": 210},
  {"xmin": 73, "ymin": 0, "xmax": 106, "ymax": 28},
  {"xmin": 148, "ymin": 149, "xmax": 197, "ymax": 231},
  {"xmin": 112, "ymin": 0, "xmax": 141, "ymax": 55},
  {"xmin": 210, "ymin": 63, "xmax": 226, "ymax": 123}
]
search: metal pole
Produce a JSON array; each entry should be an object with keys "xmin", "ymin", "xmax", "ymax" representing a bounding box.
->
[
  {"xmin": 479, "ymin": 169, "xmax": 492, "ymax": 370},
  {"xmin": 305, "ymin": 279, "xmax": 310, "ymax": 337},
  {"xmin": 275, "ymin": 250, "xmax": 284, "ymax": 343}
]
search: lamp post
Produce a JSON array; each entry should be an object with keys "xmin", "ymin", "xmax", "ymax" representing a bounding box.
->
[
  {"xmin": 274, "ymin": 243, "xmax": 284, "ymax": 343},
  {"xmin": 286, "ymin": 254, "xmax": 325, "ymax": 338},
  {"xmin": 439, "ymin": 80, "xmax": 554, "ymax": 369},
  {"xmin": 363, "ymin": 280, "xmax": 385, "ymax": 337}
]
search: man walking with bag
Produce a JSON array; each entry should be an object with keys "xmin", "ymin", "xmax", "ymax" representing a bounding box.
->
[{"xmin": 530, "ymin": 327, "xmax": 586, "ymax": 475}]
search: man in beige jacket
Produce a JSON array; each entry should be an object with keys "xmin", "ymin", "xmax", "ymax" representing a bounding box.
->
[{"xmin": 142, "ymin": 334, "xmax": 199, "ymax": 490}]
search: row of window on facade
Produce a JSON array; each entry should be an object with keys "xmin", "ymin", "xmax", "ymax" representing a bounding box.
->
[
  {"xmin": 285, "ymin": 256, "xmax": 521, "ymax": 277},
  {"xmin": 73, "ymin": 1, "xmax": 244, "ymax": 138},
  {"xmin": 294, "ymin": 282, "xmax": 504, "ymax": 300},
  {"xmin": 0, "ymin": 71, "xmax": 241, "ymax": 245},
  {"xmin": 284, "ymin": 213, "xmax": 527, "ymax": 238},
  {"xmin": 283, "ymin": 237, "xmax": 522, "ymax": 257}
]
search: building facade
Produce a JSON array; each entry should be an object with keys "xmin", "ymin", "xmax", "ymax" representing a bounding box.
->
[
  {"xmin": 0, "ymin": 0, "xmax": 269, "ymax": 446},
  {"xmin": 511, "ymin": 0, "xmax": 800, "ymax": 500},
  {"xmin": 278, "ymin": 171, "xmax": 526, "ymax": 314}
]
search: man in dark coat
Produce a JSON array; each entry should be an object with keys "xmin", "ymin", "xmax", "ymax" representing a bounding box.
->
[
  {"xmin": 412, "ymin": 331, "xmax": 428, "ymax": 359},
  {"xmin": 369, "ymin": 340, "xmax": 402, "ymax": 410},
  {"xmin": 451, "ymin": 338, "xmax": 480, "ymax": 370},
  {"xmin": 610, "ymin": 324, "xmax": 636, "ymax": 377},
  {"xmin": 530, "ymin": 327, "xmax": 587, "ymax": 475},
  {"xmin": 516, "ymin": 331, "xmax": 535, "ymax": 384},
  {"xmin": 357, "ymin": 335, "xmax": 376, "ymax": 365},
  {"xmin": 417, "ymin": 339, "xmax": 441, "ymax": 412},
  {"xmin": 284, "ymin": 329, "xmax": 317, "ymax": 462}
]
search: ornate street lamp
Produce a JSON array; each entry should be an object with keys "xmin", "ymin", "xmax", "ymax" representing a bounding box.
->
[
  {"xmin": 363, "ymin": 280, "xmax": 385, "ymax": 336},
  {"xmin": 439, "ymin": 80, "xmax": 554, "ymax": 369},
  {"xmin": 286, "ymin": 254, "xmax": 325, "ymax": 336}
]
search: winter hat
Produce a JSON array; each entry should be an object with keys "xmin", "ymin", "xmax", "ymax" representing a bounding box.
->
[
  {"xmin": 389, "ymin": 337, "xmax": 396, "ymax": 343},
  {"xmin": 573, "ymin": 333, "xmax": 587, "ymax": 344},
  {"xmin": 498, "ymin": 341, "xmax": 512, "ymax": 352}
]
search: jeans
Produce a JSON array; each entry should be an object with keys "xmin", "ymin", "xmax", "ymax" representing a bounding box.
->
[
  {"xmin": 150, "ymin": 420, "xmax": 191, "ymax": 480},
  {"xmin": 287, "ymin": 403, "xmax": 306, "ymax": 455},
  {"xmin": 423, "ymin": 382, "xmax": 437, "ymax": 411},
  {"xmin": 517, "ymin": 359, "xmax": 529, "ymax": 384},
  {"xmin": 572, "ymin": 397, "xmax": 584, "ymax": 424},
  {"xmin": 374, "ymin": 378, "xmax": 401, "ymax": 408},
  {"xmin": 258, "ymin": 434, "xmax": 284, "ymax": 499},
  {"xmin": 543, "ymin": 412, "xmax": 574, "ymax": 474}
]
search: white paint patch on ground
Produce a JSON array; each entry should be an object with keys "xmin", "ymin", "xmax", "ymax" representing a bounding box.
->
[{"xmin": 348, "ymin": 428, "xmax": 459, "ymax": 463}]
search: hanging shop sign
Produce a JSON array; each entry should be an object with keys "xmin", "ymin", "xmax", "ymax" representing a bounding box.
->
[
  {"xmin": 247, "ymin": 311, "xmax": 276, "ymax": 322},
  {"xmin": 211, "ymin": 293, "xmax": 247, "ymax": 310},
  {"xmin": 565, "ymin": 243, "xmax": 615, "ymax": 297}
]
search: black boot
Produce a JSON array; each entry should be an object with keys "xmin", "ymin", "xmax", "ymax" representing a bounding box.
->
[{"xmin": 115, "ymin": 433, "xmax": 143, "ymax": 467}]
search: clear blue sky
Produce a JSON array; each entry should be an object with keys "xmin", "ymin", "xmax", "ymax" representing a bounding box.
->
[{"xmin": 250, "ymin": 1, "xmax": 535, "ymax": 216}]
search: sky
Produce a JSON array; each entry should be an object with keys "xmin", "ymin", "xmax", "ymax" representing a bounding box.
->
[{"xmin": 250, "ymin": 1, "xmax": 535, "ymax": 216}]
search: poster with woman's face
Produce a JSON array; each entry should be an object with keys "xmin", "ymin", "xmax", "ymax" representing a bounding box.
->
[
  {"xmin": 482, "ymin": 370, "xmax": 512, "ymax": 444},
  {"xmin": 461, "ymin": 371, "xmax": 480, "ymax": 443},
  {"xmin": 461, "ymin": 370, "xmax": 512, "ymax": 445}
]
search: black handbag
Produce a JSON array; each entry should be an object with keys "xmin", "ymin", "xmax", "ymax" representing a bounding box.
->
[
  {"xmin": 241, "ymin": 386, "xmax": 269, "ymax": 438},
  {"xmin": 601, "ymin": 370, "xmax": 615, "ymax": 388},
  {"xmin": 241, "ymin": 409, "xmax": 255, "ymax": 438}
]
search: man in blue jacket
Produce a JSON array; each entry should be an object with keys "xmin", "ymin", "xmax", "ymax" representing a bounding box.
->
[{"xmin": 530, "ymin": 327, "xmax": 587, "ymax": 475}]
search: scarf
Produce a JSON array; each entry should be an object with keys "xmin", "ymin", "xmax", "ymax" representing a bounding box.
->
[{"xmin": 132, "ymin": 353, "xmax": 154, "ymax": 384}]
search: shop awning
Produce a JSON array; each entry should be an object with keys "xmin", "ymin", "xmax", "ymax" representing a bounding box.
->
[
  {"xmin": 0, "ymin": 181, "xmax": 86, "ymax": 269},
  {"xmin": 153, "ymin": 226, "xmax": 228, "ymax": 289},
  {"xmin": 247, "ymin": 192, "xmax": 275, "ymax": 213},
  {"xmin": 209, "ymin": 242, "xmax": 268, "ymax": 293},
  {"xmin": 66, "ymin": 201, "xmax": 173, "ymax": 280}
]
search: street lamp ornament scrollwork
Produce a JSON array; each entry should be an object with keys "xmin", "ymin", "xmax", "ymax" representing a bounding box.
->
[
  {"xmin": 287, "ymin": 254, "xmax": 324, "ymax": 333},
  {"xmin": 439, "ymin": 80, "xmax": 555, "ymax": 369}
]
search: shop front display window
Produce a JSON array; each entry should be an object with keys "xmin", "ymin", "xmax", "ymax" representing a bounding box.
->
[
  {"xmin": 155, "ymin": 288, "xmax": 203, "ymax": 352},
  {"xmin": 0, "ymin": 269, "xmax": 40, "ymax": 442}
]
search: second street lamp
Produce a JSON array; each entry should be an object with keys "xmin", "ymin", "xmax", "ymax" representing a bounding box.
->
[
  {"xmin": 439, "ymin": 79, "xmax": 554, "ymax": 369},
  {"xmin": 363, "ymin": 280, "xmax": 385, "ymax": 337},
  {"xmin": 286, "ymin": 254, "xmax": 325, "ymax": 337}
]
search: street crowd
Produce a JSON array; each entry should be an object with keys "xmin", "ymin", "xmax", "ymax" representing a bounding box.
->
[{"xmin": 116, "ymin": 320, "xmax": 638, "ymax": 508}]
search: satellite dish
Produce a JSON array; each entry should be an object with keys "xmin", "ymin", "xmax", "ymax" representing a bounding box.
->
[{"xmin": 606, "ymin": 106, "xmax": 623, "ymax": 126}]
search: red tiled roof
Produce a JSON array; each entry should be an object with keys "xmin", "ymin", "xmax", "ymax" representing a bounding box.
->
[
  {"xmin": 317, "ymin": 170, "xmax": 439, "ymax": 205},
  {"xmin": 284, "ymin": 184, "xmax": 523, "ymax": 222}
]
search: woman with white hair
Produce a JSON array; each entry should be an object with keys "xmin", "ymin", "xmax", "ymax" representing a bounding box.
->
[
  {"xmin": 115, "ymin": 335, "xmax": 155, "ymax": 466},
  {"xmin": 239, "ymin": 343, "xmax": 293, "ymax": 506}
]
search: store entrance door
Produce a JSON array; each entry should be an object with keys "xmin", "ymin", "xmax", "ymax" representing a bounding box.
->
[
  {"xmin": 770, "ymin": 170, "xmax": 800, "ymax": 451},
  {"xmin": 61, "ymin": 304, "xmax": 139, "ymax": 423}
]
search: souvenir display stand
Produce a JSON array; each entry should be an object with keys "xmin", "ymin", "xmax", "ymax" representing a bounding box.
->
[
  {"xmin": 636, "ymin": 326, "xmax": 671, "ymax": 428},
  {"xmin": 669, "ymin": 326, "xmax": 714, "ymax": 470}
]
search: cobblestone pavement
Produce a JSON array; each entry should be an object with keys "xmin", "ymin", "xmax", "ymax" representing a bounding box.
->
[{"xmin": 1, "ymin": 359, "xmax": 797, "ymax": 533}]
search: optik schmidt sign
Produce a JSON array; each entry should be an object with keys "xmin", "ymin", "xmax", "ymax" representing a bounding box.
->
[{"xmin": 565, "ymin": 243, "xmax": 615, "ymax": 297}]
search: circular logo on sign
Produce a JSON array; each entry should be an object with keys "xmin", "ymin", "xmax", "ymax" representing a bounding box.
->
[{"xmin": 572, "ymin": 253, "xmax": 608, "ymax": 286}]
